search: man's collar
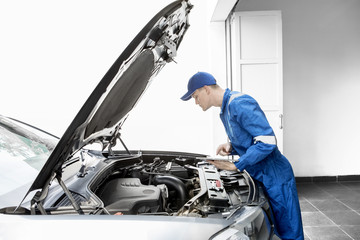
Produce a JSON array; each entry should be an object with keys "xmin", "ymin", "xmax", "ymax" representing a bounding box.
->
[{"xmin": 220, "ymin": 88, "xmax": 231, "ymax": 115}]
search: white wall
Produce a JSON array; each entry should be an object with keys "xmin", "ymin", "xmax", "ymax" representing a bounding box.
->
[
  {"xmin": 235, "ymin": 0, "xmax": 360, "ymax": 176},
  {"xmin": 0, "ymin": 1, "xmax": 219, "ymax": 156},
  {"xmin": 6, "ymin": 0, "xmax": 355, "ymax": 178}
]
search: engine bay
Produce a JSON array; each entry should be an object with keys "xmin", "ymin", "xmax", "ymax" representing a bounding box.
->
[{"xmin": 93, "ymin": 155, "xmax": 255, "ymax": 217}]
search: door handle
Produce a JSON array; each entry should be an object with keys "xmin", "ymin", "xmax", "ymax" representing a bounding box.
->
[{"xmin": 279, "ymin": 114, "xmax": 283, "ymax": 129}]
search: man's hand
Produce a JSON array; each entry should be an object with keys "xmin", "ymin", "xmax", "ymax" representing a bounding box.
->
[
  {"xmin": 207, "ymin": 160, "xmax": 237, "ymax": 171},
  {"xmin": 216, "ymin": 142, "xmax": 232, "ymax": 156}
]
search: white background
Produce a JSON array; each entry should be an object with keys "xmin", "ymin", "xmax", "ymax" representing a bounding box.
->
[{"xmin": 0, "ymin": 0, "xmax": 218, "ymax": 155}]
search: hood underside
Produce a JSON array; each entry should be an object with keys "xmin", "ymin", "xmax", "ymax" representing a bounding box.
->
[
  {"xmin": 26, "ymin": 0, "xmax": 192, "ymax": 194},
  {"xmin": 84, "ymin": 49, "xmax": 154, "ymax": 140}
]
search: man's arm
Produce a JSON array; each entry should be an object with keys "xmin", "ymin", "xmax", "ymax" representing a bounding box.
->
[
  {"xmin": 207, "ymin": 160, "xmax": 237, "ymax": 171},
  {"xmin": 232, "ymin": 98, "xmax": 277, "ymax": 171}
]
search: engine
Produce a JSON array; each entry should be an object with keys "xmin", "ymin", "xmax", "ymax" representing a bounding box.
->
[{"xmin": 95, "ymin": 157, "xmax": 253, "ymax": 217}]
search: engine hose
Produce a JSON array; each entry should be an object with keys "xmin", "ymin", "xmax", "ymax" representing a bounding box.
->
[{"xmin": 153, "ymin": 175, "xmax": 188, "ymax": 208}]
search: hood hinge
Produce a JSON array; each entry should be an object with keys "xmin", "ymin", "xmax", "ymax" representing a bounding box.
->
[{"xmin": 30, "ymin": 172, "xmax": 56, "ymax": 215}]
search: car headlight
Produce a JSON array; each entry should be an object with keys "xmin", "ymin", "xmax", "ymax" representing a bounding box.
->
[
  {"xmin": 209, "ymin": 206, "xmax": 271, "ymax": 240},
  {"xmin": 211, "ymin": 227, "xmax": 250, "ymax": 240}
]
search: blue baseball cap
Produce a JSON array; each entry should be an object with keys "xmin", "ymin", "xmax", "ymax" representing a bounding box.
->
[{"xmin": 181, "ymin": 72, "xmax": 216, "ymax": 101}]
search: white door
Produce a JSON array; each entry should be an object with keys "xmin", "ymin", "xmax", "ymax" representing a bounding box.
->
[{"xmin": 228, "ymin": 11, "xmax": 284, "ymax": 152}]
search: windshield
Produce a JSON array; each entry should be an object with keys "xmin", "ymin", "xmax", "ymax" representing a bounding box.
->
[{"xmin": 0, "ymin": 116, "xmax": 58, "ymax": 201}]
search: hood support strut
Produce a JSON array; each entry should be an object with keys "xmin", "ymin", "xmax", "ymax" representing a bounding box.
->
[
  {"xmin": 118, "ymin": 136, "xmax": 130, "ymax": 155},
  {"xmin": 56, "ymin": 174, "xmax": 84, "ymax": 215},
  {"xmin": 29, "ymin": 171, "xmax": 84, "ymax": 215},
  {"xmin": 107, "ymin": 132, "xmax": 131, "ymax": 156}
]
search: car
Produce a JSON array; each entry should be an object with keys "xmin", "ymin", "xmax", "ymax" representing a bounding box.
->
[{"xmin": 0, "ymin": 1, "xmax": 274, "ymax": 239}]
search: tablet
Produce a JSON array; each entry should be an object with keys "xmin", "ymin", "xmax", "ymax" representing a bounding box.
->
[{"xmin": 196, "ymin": 156, "xmax": 239, "ymax": 162}]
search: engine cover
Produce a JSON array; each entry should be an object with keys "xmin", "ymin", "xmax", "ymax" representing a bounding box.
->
[{"xmin": 97, "ymin": 178, "xmax": 161, "ymax": 214}]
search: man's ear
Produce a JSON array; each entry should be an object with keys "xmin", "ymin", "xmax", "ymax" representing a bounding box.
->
[{"xmin": 203, "ymin": 85, "xmax": 211, "ymax": 95}]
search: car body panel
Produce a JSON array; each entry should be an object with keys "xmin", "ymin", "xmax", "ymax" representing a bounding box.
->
[{"xmin": 0, "ymin": 214, "xmax": 228, "ymax": 240}]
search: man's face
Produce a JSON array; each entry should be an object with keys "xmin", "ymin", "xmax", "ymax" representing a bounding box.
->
[{"xmin": 192, "ymin": 87, "xmax": 210, "ymax": 111}]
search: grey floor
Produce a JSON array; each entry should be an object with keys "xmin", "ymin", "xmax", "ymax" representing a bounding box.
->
[{"xmin": 296, "ymin": 181, "xmax": 360, "ymax": 240}]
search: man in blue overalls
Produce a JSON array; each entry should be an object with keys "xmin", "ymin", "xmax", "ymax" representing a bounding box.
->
[{"xmin": 181, "ymin": 72, "xmax": 304, "ymax": 240}]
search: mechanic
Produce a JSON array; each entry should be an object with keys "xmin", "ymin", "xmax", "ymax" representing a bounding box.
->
[{"xmin": 181, "ymin": 72, "xmax": 304, "ymax": 240}]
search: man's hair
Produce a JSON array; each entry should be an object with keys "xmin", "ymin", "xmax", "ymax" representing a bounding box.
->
[{"xmin": 209, "ymin": 84, "xmax": 220, "ymax": 89}]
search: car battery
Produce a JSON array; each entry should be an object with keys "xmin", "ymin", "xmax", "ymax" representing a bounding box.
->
[{"xmin": 203, "ymin": 167, "xmax": 229, "ymax": 208}]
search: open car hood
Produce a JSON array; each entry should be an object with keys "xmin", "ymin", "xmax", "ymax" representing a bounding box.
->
[{"xmin": 26, "ymin": 0, "xmax": 192, "ymax": 194}]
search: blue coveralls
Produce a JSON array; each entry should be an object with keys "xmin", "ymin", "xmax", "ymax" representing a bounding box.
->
[{"xmin": 220, "ymin": 89, "xmax": 304, "ymax": 240}]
